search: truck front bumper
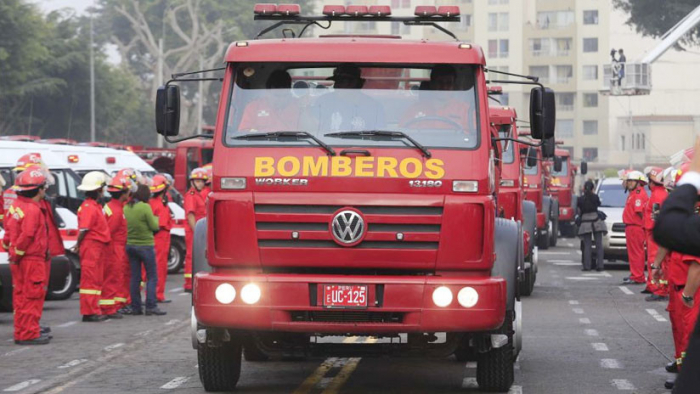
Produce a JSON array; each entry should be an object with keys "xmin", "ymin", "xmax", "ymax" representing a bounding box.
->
[
  {"xmin": 194, "ymin": 273, "xmax": 506, "ymax": 334},
  {"xmin": 559, "ymin": 207, "xmax": 574, "ymax": 221}
]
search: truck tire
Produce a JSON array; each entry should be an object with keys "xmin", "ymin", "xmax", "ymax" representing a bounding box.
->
[
  {"xmin": 243, "ymin": 335, "xmax": 270, "ymax": 362},
  {"xmin": 198, "ymin": 337, "xmax": 242, "ymax": 392},
  {"xmin": 477, "ymin": 311, "xmax": 515, "ymax": 392},
  {"xmin": 493, "ymin": 219, "xmax": 521, "ymax": 311},
  {"xmin": 537, "ymin": 197, "xmax": 551, "ymax": 250},
  {"xmin": 46, "ymin": 257, "xmax": 78, "ymax": 301},
  {"xmin": 168, "ymin": 237, "xmax": 185, "ymax": 274},
  {"xmin": 549, "ymin": 199, "xmax": 559, "ymax": 247},
  {"xmin": 193, "ymin": 218, "xmax": 210, "ymax": 276},
  {"xmin": 522, "ymin": 201, "xmax": 536, "ymax": 259}
]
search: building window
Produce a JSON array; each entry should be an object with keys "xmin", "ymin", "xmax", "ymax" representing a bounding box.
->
[
  {"xmin": 488, "ymin": 13, "xmax": 498, "ymax": 31},
  {"xmin": 488, "ymin": 40, "xmax": 498, "ymax": 58},
  {"xmin": 499, "ymin": 13, "xmax": 509, "ymax": 31},
  {"xmin": 500, "ymin": 0, "xmax": 509, "ymax": 3},
  {"xmin": 499, "ymin": 39, "xmax": 509, "ymax": 58},
  {"xmin": 583, "ymin": 10, "xmax": 599, "ymax": 25},
  {"xmin": 642, "ymin": 134, "xmax": 646, "ymax": 150},
  {"xmin": 557, "ymin": 119, "xmax": 574, "ymax": 137},
  {"xmin": 401, "ymin": 24, "xmax": 410, "ymax": 34},
  {"xmin": 488, "ymin": 0, "xmax": 498, "ymax": 4},
  {"xmin": 583, "ymin": 38, "xmax": 599, "ymax": 53},
  {"xmin": 555, "ymin": 65, "xmax": 573, "ymax": 84},
  {"xmin": 583, "ymin": 93, "xmax": 598, "ymax": 108},
  {"xmin": 528, "ymin": 66, "xmax": 549, "ymax": 83},
  {"xmin": 556, "ymin": 92, "xmax": 575, "ymax": 111},
  {"xmin": 537, "ymin": 11, "xmax": 574, "ymax": 29},
  {"xmin": 401, "ymin": 0, "xmax": 411, "ymax": 8},
  {"xmin": 500, "ymin": 92, "xmax": 509, "ymax": 106},
  {"xmin": 621, "ymin": 135, "xmax": 626, "ymax": 150},
  {"xmin": 392, "ymin": 0, "xmax": 399, "ymax": 8},
  {"xmin": 583, "ymin": 148, "xmax": 598, "ymax": 162},
  {"xmin": 555, "ymin": 38, "xmax": 572, "ymax": 56},
  {"xmin": 391, "ymin": 22, "xmax": 400, "ymax": 35},
  {"xmin": 583, "ymin": 120, "xmax": 598, "ymax": 135},
  {"xmin": 530, "ymin": 38, "xmax": 550, "ymax": 57},
  {"xmin": 583, "ymin": 65, "xmax": 598, "ymax": 80},
  {"xmin": 459, "ymin": 14, "xmax": 472, "ymax": 30}
]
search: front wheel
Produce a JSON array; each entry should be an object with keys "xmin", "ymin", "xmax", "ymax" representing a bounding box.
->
[
  {"xmin": 477, "ymin": 312, "xmax": 515, "ymax": 392},
  {"xmin": 46, "ymin": 258, "xmax": 78, "ymax": 301},
  {"xmin": 168, "ymin": 237, "xmax": 185, "ymax": 274},
  {"xmin": 198, "ymin": 335, "xmax": 242, "ymax": 392}
]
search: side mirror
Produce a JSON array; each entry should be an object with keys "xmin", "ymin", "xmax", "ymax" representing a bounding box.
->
[
  {"xmin": 529, "ymin": 87, "xmax": 556, "ymax": 140},
  {"xmin": 554, "ymin": 156, "xmax": 563, "ymax": 172},
  {"xmin": 526, "ymin": 148, "xmax": 538, "ymax": 168},
  {"xmin": 155, "ymin": 85, "xmax": 181, "ymax": 137},
  {"xmin": 541, "ymin": 137, "xmax": 555, "ymax": 158},
  {"xmin": 580, "ymin": 161, "xmax": 588, "ymax": 175}
]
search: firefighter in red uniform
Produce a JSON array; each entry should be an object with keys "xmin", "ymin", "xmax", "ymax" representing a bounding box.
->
[
  {"xmin": 0, "ymin": 176, "xmax": 6, "ymax": 226},
  {"xmin": 149, "ymin": 174, "xmax": 173, "ymax": 303},
  {"xmin": 644, "ymin": 167, "xmax": 670, "ymax": 301},
  {"xmin": 201, "ymin": 164, "xmax": 212, "ymax": 198},
  {"xmin": 183, "ymin": 168, "xmax": 207, "ymax": 292},
  {"xmin": 3, "ymin": 153, "xmax": 43, "ymax": 226},
  {"xmin": 621, "ymin": 171, "xmax": 649, "ymax": 285},
  {"xmin": 74, "ymin": 172, "xmax": 112, "ymax": 322},
  {"xmin": 4, "ymin": 169, "xmax": 51, "ymax": 345},
  {"xmin": 101, "ymin": 174, "xmax": 133, "ymax": 317}
]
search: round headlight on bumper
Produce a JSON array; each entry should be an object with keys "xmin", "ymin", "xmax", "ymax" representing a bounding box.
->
[
  {"xmin": 432, "ymin": 286, "xmax": 453, "ymax": 307},
  {"xmin": 215, "ymin": 283, "xmax": 236, "ymax": 304},
  {"xmin": 240, "ymin": 283, "xmax": 262, "ymax": 305},
  {"xmin": 457, "ymin": 287, "xmax": 479, "ymax": 308}
]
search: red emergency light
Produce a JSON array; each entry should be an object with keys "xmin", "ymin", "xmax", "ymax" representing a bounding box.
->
[
  {"xmin": 106, "ymin": 156, "xmax": 116, "ymax": 164},
  {"xmin": 67, "ymin": 155, "xmax": 79, "ymax": 163},
  {"xmin": 253, "ymin": 3, "xmax": 277, "ymax": 15},
  {"xmin": 414, "ymin": 6, "xmax": 437, "ymax": 16},
  {"xmin": 322, "ymin": 5, "xmax": 345, "ymax": 16},
  {"xmin": 437, "ymin": 6, "xmax": 460, "ymax": 17},
  {"xmin": 488, "ymin": 86, "xmax": 503, "ymax": 94},
  {"xmin": 345, "ymin": 5, "xmax": 368, "ymax": 16},
  {"xmin": 368, "ymin": 5, "xmax": 391, "ymax": 16},
  {"xmin": 277, "ymin": 4, "xmax": 300, "ymax": 16}
]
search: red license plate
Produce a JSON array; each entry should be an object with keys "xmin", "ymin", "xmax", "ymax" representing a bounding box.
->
[{"xmin": 323, "ymin": 285, "xmax": 368, "ymax": 308}]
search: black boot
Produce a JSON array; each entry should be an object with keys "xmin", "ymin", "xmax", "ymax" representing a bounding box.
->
[
  {"xmin": 666, "ymin": 360, "xmax": 679, "ymax": 373},
  {"xmin": 82, "ymin": 314, "xmax": 108, "ymax": 322}
]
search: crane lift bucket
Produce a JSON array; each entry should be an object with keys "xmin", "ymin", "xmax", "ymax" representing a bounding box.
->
[{"xmin": 599, "ymin": 62, "xmax": 651, "ymax": 96}]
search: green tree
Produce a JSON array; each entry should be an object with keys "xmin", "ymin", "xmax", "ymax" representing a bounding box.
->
[{"xmin": 613, "ymin": 0, "xmax": 700, "ymax": 49}]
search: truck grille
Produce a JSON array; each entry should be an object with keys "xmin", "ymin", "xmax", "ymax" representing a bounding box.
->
[
  {"xmin": 255, "ymin": 204, "xmax": 442, "ymax": 250},
  {"xmin": 290, "ymin": 311, "xmax": 404, "ymax": 323},
  {"xmin": 612, "ymin": 223, "xmax": 626, "ymax": 233}
]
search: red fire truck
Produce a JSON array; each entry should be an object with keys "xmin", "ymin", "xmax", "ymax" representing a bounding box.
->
[
  {"xmin": 548, "ymin": 148, "xmax": 587, "ymax": 237},
  {"xmin": 522, "ymin": 138, "xmax": 559, "ymax": 250},
  {"xmin": 155, "ymin": 5, "xmax": 555, "ymax": 392},
  {"xmin": 491, "ymin": 107, "xmax": 538, "ymax": 296}
]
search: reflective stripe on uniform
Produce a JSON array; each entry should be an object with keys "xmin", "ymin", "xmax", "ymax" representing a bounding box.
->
[
  {"xmin": 8, "ymin": 206, "xmax": 15, "ymax": 215},
  {"xmin": 79, "ymin": 289, "xmax": 102, "ymax": 295},
  {"xmin": 14, "ymin": 248, "xmax": 25, "ymax": 256},
  {"xmin": 98, "ymin": 299, "xmax": 116, "ymax": 305},
  {"xmin": 184, "ymin": 273, "xmax": 192, "ymax": 278},
  {"xmin": 1, "ymin": 241, "xmax": 8, "ymax": 250},
  {"xmin": 114, "ymin": 297, "xmax": 128, "ymax": 303},
  {"xmin": 14, "ymin": 207, "xmax": 24, "ymax": 218},
  {"xmin": 103, "ymin": 205, "xmax": 113, "ymax": 216}
]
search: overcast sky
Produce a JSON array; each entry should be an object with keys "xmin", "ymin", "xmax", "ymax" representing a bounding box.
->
[{"xmin": 34, "ymin": 0, "xmax": 93, "ymax": 14}]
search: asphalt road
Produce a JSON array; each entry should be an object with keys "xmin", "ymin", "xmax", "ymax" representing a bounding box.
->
[{"xmin": 0, "ymin": 240, "xmax": 678, "ymax": 394}]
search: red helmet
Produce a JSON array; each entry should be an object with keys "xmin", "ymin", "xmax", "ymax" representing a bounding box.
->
[
  {"xmin": 14, "ymin": 153, "xmax": 43, "ymax": 172},
  {"xmin": 107, "ymin": 174, "xmax": 133, "ymax": 193},
  {"xmin": 13, "ymin": 168, "xmax": 47, "ymax": 191},
  {"xmin": 646, "ymin": 166, "xmax": 664, "ymax": 184},
  {"xmin": 150, "ymin": 174, "xmax": 169, "ymax": 193},
  {"xmin": 190, "ymin": 167, "xmax": 208, "ymax": 181}
]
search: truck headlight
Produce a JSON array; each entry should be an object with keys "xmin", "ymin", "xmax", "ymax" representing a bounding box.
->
[
  {"xmin": 240, "ymin": 283, "xmax": 261, "ymax": 305},
  {"xmin": 215, "ymin": 283, "xmax": 236, "ymax": 304},
  {"xmin": 457, "ymin": 287, "xmax": 479, "ymax": 308},
  {"xmin": 432, "ymin": 286, "xmax": 453, "ymax": 307}
]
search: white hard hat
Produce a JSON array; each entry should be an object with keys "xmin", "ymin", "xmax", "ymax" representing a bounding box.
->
[
  {"xmin": 77, "ymin": 171, "xmax": 110, "ymax": 191},
  {"xmin": 626, "ymin": 170, "xmax": 648, "ymax": 184}
]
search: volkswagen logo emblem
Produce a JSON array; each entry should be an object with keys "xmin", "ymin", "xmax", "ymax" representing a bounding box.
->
[{"xmin": 330, "ymin": 209, "xmax": 366, "ymax": 246}]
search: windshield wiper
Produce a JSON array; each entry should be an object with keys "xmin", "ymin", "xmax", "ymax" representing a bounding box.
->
[
  {"xmin": 233, "ymin": 131, "xmax": 335, "ymax": 156},
  {"xmin": 324, "ymin": 130, "xmax": 431, "ymax": 158}
]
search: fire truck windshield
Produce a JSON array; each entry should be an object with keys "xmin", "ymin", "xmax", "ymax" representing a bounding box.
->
[
  {"xmin": 551, "ymin": 158, "xmax": 568, "ymax": 176},
  {"xmin": 498, "ymin": 125, "xmax": 515, "ymax": 164},
  {"xmin": 225, "ymin": 63, "xmax": 480, "ymax": 150}
]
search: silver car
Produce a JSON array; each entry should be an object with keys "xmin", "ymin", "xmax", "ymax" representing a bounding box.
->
[{"xmin": 596, "ymin": 178, "xmax": 629, "ymax": 261}]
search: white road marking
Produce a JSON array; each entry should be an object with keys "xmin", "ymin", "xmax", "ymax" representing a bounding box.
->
[
  {"xmin": 611, "ymin": 379, "xmax": 636, "ymax": 390},
  {"xmin": 164, "ymin": 319, "xmax": 180, "ymax": 326},
  {"xmin": 462, "ymin": 378, "xmax": 478, "ymax": 388},
  {"xmin": 161, "ymin": 377, "xmax": 190, "ymax": 389},
  {"xmin": 3, "ymin": 379, "xmax": 41, "ymax": 392},
  {"xmin": 601, "ymin": 359, "xmax": 622, "ymax": 369},
  {"xmin": 56, "ymin": 321, "xmax": 78, "ymax": 328},
  {"xmin": 569, "ymin": 300, "xmax": 580, "ymax": 305},
  {"xmin": 465, "ymin": 362, "xmax": 477, "ymax": 369},
  {"xmin": 619, "ymin": 286, "xmax": 634, "ymax": 295},
  {"xmin": 566, "ymin": 277, "xmax": 598, "ymax": 281},
  {"xmin": 583, "ymin": 272, "xmax": 612, "ymax": 277},
  {"xmin": 552, "ymin": 261, "xmax": 579, "ymax": 266},
  {"xmin": 539, "ymin": 252, "xmax": 570, "ymax": 255},
  {"xmin": 585, "ymin": 329, "xmax": 599, "ymax": 337},
  {"xmin": 2, "ymin": 348, "xmax": 29, "ymax": 357},
  {"xmin": 179, "ymin": 292, "xmax": 190, "ymax": 296},
  {"xmin": 169, "ymin": 288, "xmax": 184, "ymax": 293},
  {"xmin": 565, "ymin": 242, "xmax": 574, "ymax": 247},
  {"xmin": 104, "ymin": 343, "xmax": 124, "ymax": 352},
  {"xmin": 572, "ymin": 308, "xmax": 585, "ymax": 314},
  {"xmin": 579, "ymin": 318, "xmax": 591, "ymax": 324},
  {"xmin": 135, "ymin": 330, "xmax": 153, "ymax": 337},
  {"xmin": 576, "ymin": 250, "xmax": 582, "ymax": 255},
  {"xmin": 592, "ymin": 343, "xmax": 609, "ymax": 351},
  {"xmin": 57, "ymin": 359, "xmax": 88, "ymax": 369},
  {"xmin": 509, "ymin": 385, "xmax": 523, "ymax": 394},
  {"xmin": 646, "ymin": 309, "xmax": 668, "ymax": 322}
]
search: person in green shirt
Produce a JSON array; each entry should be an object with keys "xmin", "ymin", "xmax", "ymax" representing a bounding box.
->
[{"xmin": 123, "ymin": 184, "xmax": 166, "ymax": 316}]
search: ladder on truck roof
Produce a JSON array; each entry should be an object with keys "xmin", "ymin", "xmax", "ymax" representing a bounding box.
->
[{"xmin": 600, "ymin": 4, "xmax": 700, "ymax": 96}]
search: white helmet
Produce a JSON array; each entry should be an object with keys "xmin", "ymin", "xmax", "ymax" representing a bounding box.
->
[
  {"xmin": 663, "ymin": 167, "xmax": 677, "ymax": 189},
  {"xmin": 626, "ymin": 170, "xmax": 648, "ymax": 184},
  {"xmin": 78, "ymin": 171, "xmax": 110, "ymax": 191}
]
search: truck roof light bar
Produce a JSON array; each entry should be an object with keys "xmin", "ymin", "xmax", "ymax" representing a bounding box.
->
[{"xmin": 253, "ymin": 3, "xmax": 461, "ymax": 40}]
